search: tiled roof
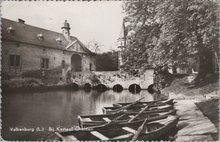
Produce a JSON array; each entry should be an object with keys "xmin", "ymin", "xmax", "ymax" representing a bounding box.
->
[{"xmin": 2, "ymin": 18, "xmax": 94, "ymax": 54}]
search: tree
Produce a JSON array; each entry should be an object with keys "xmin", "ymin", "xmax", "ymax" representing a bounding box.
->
[
  {"xmin": 155, "ymin": 0, "xmax": 219, "ymax": 83},
  {"xmin": 87, "ymin": 41, "xmax": 102, "ymax": 53},
  {"xmin": 122, "ymin": 0, "xmax": 219, "ymax": 84},
  {"xmin": 96, "ymin": 51, "xmax": 119, "ymax": 71},
  {"xmin": 121, "ymin": 1, "xmax": 161, "ymax": 73}
]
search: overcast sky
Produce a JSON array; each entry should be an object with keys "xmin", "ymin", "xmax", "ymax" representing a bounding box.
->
[{"xmin": 1, "ymin": 1, "xmax": 124, "ymax": 52}]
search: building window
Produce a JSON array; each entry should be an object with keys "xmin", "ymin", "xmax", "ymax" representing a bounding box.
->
[
  {"xmin": 10, "ymin": 55, "xmax": 21, "ymax": 67},
  {"xmin": 56, "ymin": 38, "xmax": 62, "ymax": 44},
  {"xmin": 62, "ymin": 60, "xmax": 65, "ymax": 68},
  {"xmin": 90, "ymin": 63, "xmax": 92, "ymax": 71},
  {"xmin": 7, "ymin": 26, "xmax": 15, "ymax": 34},
  {"xmin": 41, "ymin": 58, "xmax": 49, "ymax": 69},
  {"xmin": 121, "ymin": 42, "xmax": 123, "ymax": 46},
  {"xmin": 37, "ymin": 33, "xmax": 44, "ymax": 41}
]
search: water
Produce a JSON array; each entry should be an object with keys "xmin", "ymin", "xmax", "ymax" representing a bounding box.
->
[{"xmin": 2, "ymin": 89, "xmax": 159, "ymax": 141}]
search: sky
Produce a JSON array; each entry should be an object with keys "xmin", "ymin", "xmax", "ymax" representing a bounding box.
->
[{"xmin": 1, "ymin": 1, "xmax": 124, "ymax": 52}]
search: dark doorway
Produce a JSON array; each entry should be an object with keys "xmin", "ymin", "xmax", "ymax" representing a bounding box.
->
[{"xmin": 71, "ymin": 54, "xmax": 82, "ymax": 71}]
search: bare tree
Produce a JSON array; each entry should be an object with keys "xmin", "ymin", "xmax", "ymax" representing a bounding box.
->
[{"xmin": 87, "ymin": 41, "xmax": 102, "ymax": 53}]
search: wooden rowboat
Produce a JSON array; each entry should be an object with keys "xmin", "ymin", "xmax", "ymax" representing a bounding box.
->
[
  {"xmin": 55, "ymin": 115, "xmax": 179, "ymax": 141},
  {"xmin": 103, "ymin": 104, "xmax": 174, "ymax": 114},
  {"xmin": 113, "ymin": 99, "xmax": 174, "ymax": 107},
  {"xmin": 78, "ymin": 109, "xmax": 176, "ymax": 128}
]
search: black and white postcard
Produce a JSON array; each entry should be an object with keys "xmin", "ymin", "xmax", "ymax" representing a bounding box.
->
[{"xmin": 1, "ymin": 0, "xmax": 219, "ymax": 141}]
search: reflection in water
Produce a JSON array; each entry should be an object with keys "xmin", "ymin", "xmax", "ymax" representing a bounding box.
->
[{"xmin": 2, "ymin": 89, "xmax": 155, "ymax": 141}]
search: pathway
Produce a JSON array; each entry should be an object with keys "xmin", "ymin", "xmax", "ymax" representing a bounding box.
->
[{"xmin": 174, "ymin": 99, "xmax": 218, "ymax": 141}]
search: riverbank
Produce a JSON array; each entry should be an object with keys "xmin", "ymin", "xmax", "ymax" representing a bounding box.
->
[
  {"xmin": 161, "ymin": 74, "xmax": 219, "ymax": 141},
  {"xmin": 2, "ymin": 70, "xmax": 154, "ymax": 93}
]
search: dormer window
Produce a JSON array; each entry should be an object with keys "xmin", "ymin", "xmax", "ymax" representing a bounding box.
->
[
  {"xmin": 7, "ymin": 26, "xmax": 15, "ymax": 34},
  {"xmin": 37, "ymin": 33, "xmax": 44, "ymax": 41},
  {"xmin": 56, "ymin": 38, "xmax": 62, "ymax": 44}
]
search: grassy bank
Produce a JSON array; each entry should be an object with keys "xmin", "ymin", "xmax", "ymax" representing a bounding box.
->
[{"xmin": 195, "ymin": 98, "xmax": 219, "ymax": 140}]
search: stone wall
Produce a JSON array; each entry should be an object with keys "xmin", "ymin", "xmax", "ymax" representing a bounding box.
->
[
  {"xmin": 81, "ymin": 54, "xmax": 96, "ymax": 71},
  {"xmin": 2, "ymin": 40, "xmax": 95, "ymax": 79},
  {"xmin": 70, "ymin": 70, "xmax": 154, "ymax": 89}
]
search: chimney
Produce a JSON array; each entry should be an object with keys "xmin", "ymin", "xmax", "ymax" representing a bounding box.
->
[
  {"xmin": 61, "ymin": 20, "xmax": 72, "ymax": 43},
  {"xmin": 18, "ymin": 18, "xmax": 25, "ymax": 24}
]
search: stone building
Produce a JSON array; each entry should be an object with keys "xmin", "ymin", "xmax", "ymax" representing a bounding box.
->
[{"xmin": 1, "ymin": 18, "xmax": 96, "ymax": 81}]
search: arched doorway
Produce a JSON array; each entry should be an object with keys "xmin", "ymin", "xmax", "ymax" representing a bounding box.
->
[{"xmin": 71, "ymin": 54, "xmax": 82, "ymax": 72}]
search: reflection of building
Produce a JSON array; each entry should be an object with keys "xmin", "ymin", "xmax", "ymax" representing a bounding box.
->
[
  {"xmin": 117, "ymin": 19, "xmax": 128, "ymax": 69},
  {"xmin": 2, "ymin": 18, "xmax": 96, "ymax": 78}
]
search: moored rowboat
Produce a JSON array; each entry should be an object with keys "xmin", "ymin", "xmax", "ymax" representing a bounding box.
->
[
  {"xmin": 55, "ymin": 115, "xmax": 179, "ymax": 141},
  {"xmin": 78, "ymin": 109, "xmax": 176, "ymax": 128},
  {"xmin": 103, "ymin": 104, "xmax": 174, "ymax": 114},
  {"xmin": 113, "ymin": 99, "xmax": 174, "ymax": 107}
]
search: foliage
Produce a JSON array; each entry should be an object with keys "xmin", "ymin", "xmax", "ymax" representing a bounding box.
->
[
  {"xmin": 89, "ymin": 74, "xmax": 101, "ymax": 85},
  {"xmin": 96, "ymin": 51, "xmax": 119, "ymax": 71},
  {"xmin": 122, "ymin": 0, "xmax": 219, "ymax": 77},
  {"xmin": 22, "ymin": 70, "xmax": 42, "ymax": 78}
]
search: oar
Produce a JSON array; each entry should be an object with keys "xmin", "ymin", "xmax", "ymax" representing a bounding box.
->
[
  {"xmin": 96, "ymin": 98, "xmax": 144, "ymax": 128},
  {"xmin": 91, "ymin": 98, "xmax": 145, "ymax": 129},
  {"xmin": 128, "ymin": 104, "xmax": 151, "ymax": 123},
  {"xmin": 91, "ymin": 113, "xmax": 128, "ymax": 129},
  {"xmin": 114, "ymin": 97, "xmax": 144, "ymax": 113},
  {"xmin": 103, "ymin": 112, "xmax": 129, "ymax": 126},
  {"xmin": 112, "ymin": 113, "xmax": 127, "ymax": 120},
  {"xmin": 89, "ymin": 113, "xmax": 127, "ymax": 129},
  {"xmin": 108, "ymin": 104, "xmax": 151, "ymax": 126},
  {"xmin": 131, "ymin": 118, "xmax": 148, "ymax": 141}
]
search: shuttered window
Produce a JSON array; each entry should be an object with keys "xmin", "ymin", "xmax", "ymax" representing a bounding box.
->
[
  {"xmin": 41, "ymin": 58, "xmax": 49, "ymax": 69},
  {"xmin": 10, "ymin": 55, "xmax": 21, "ymax": 67}
]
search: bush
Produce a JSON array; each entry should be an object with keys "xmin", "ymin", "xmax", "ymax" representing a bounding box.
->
[
  {"xmin": 1, "ymin": 71, "xmax": 10, "ymax": 80},
  {"xmin": 89, "ymin": 74, "xmax": 101, "ymax": 84},
  {"xmin": 22, "ymin": 70, "xmax": 42, "ymax": 78}
]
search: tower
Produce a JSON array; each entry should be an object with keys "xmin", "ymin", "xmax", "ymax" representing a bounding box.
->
[
  {"xmin": 61, "ymin": 20, "xmax": 72, "ymax": 43},
  {"xmin": 117, "ymin": 19, "xmax": 127, "ymax": 49},
  {"xmin": 117, "ymin": 19, "xmax": 127, "ymax": 70}
]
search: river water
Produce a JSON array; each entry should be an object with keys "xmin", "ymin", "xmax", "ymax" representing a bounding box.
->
[{"xmin": 2, "ymin": 89, "xmax": 160, "ymax": 141}]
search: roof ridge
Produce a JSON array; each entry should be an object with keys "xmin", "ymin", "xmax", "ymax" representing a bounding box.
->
[
  {"xmin": 1, "ymin": 17, "xmax": 77, "ymax": 39},
  {"xmin": 2, "ymin": 17, "xmax": 95, "ymax": 55}
]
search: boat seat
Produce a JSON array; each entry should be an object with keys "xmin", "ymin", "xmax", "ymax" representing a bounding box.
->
[
  {"xmin": 128, "ymin": 115, "xmax": 134, "ymax": 118},
  {"xmin": 112, "ymin": 133, "xmax": 133, "ymax": 140},
  {"xmin": 91, "ymin": 131, "xmax": 109, "ymax": 140},
  {"xmin": 65, "ymin": 135, "xmax": 78, "ymax": 141},
  {"xmin": 83, "ymin": 118, "xmax": 92, "ymax": 121},
  {"xmin": 103, "ymin": 117, "xmax": 111, "ymax": 122},
  {"xmin": 122, "ymin": 127, "xmax": 136, "ymax": 134}
]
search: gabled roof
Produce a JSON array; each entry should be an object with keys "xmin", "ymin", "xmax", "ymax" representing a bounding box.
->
[{"xmin": 2, "ymin": 18, "xmax": 94, "ymax": 54}]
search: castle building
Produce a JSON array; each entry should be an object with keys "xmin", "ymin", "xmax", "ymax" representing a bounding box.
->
[{"xmin": 1, "ymin": 18, "xmax": 96, "ymax": 79}]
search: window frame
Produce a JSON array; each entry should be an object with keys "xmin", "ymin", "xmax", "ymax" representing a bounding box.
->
[
  {"xmin": 89, "ymin": 63, "xmax": 92, "ymax": 71},
  {"xmin": 62, "ymin": 60, "xmax": 65, "ymax": 68},
  {"xmin": 41, "ymin": 57, "xmax": 49, "ymax": 69},
  {"xmin": 9, "ymin": 54, "xmax": 21, "ymax": 68}
]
